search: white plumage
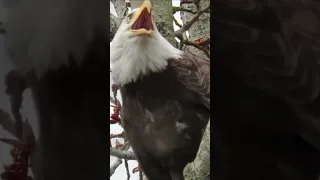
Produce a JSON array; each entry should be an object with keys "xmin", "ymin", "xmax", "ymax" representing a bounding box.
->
[{"xmin": 110, "ymin": 8, "xmax": 182, "ymax": 86}]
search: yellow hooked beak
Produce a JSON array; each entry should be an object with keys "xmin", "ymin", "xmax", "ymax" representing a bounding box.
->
[{"xmin": 130, "ymin": 0, "xmax": 154, "ymax": 35}]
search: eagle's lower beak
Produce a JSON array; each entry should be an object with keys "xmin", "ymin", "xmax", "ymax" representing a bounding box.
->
[{"xmin": 130, "ymin": 0, "xmax": 154, "ymax": 35}]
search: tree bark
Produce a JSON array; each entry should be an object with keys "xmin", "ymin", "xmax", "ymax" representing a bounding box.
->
[
  {"xmin": 181, "ymin": 0, "xmax": 211, "ymax": 179},
  {"xmin": 110, "ymin": 0, "xmax": 128, "ymax": 20},
  {"xmin": 110, "ymin": 13, "xmax": 120, "ymax": 41},
  {"xmin": 181, "ymin": 0, "xmax": 210, "ymax": 58},
  {"xmin": 183, "ymin": 120, "xmax": 210, "ymax": 180}
]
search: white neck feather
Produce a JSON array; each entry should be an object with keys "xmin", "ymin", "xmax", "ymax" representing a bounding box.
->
[{"xmin": 110, "ymin": 32, "xmax": 182, "ymax": 86}]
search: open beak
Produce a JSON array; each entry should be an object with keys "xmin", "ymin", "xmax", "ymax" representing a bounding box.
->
[{"xmin": 130, "ymin": 0, "xmax": 154, "ymax": 35}]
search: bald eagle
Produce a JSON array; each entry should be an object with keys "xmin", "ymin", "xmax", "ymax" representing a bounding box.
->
[
  {"xmin": 110, "ymin": 0, "xmax": 210, "ymax": 179},
  {"xmin": 2, "ymin": 0, "xmax": 110, "ymax": 179},
  {"xmin": 212, "ymin": 0, "xmax": 320, "ymax": 179}
]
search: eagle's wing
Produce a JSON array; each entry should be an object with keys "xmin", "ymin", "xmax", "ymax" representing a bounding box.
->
[
  {"xmin": 213, "ymin": 0, "xmax": 320, "ymax": 105},
  {"xmin": 169, "ymin": 53, "xmax": 210, "ymax": 108}
]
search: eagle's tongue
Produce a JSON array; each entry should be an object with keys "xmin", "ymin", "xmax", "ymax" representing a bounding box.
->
[{"xmin": 131, "ymin": 8, "xmax": 154, "ymax": 31}]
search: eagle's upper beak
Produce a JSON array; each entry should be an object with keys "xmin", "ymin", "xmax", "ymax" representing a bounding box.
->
[{"xmin": 130, "ymin": 0, "xmax": 154, "ymax": 35}]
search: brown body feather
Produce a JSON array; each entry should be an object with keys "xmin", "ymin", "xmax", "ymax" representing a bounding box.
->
[
  {"xmin": 120, "ymin": 53, "xmax": 210, "ymax": 180},
  {"xmin": 213, "ymin": 0, "xmax": 320, "ymax": 179}
]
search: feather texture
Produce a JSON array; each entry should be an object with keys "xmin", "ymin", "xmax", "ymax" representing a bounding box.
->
[
  {"xmin": 170, "ymin": 53, "xmax": 210, "ymax": 108},
  {"xmin": 120, "ymin": 57, "xmax": 210, "ymax": 179}
]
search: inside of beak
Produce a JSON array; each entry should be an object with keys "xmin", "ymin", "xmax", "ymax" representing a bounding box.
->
[{"xmin": 130, "ymin": 0, "xmax": 154, "ymax": 35}]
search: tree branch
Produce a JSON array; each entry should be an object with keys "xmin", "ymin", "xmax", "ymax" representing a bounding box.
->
[
  {"xmin": 110, "ymin": 132, "xmax": 125, "ymax": 139},
  {"xmin": 110, "ymin": 147, "xmax": 137, "ymax": 160},
  {"xmin": 173, "ymin": 6, "xmax": 196, "ymax": 14},
  {"xmin": 174, "ymin": 4, "xmax": 210, "ymax": 37},
  {"xmin": 0, "ymin": 109, "xmax": 16, "ymax": 136},
  {"xmin": 180, "ymin": 0, "xmax": 195, "ymax": 4},
  {"xmin": 181, "ymin": 39, "xmax": 210, "ymax": 58},
  {"xmin": 139, "ymin": 171, "xmax": 143, "ymax": 180},
  {"xmin": 124, "ymin": 159, "xmax": 130, "ymax": 180},
  {"xmin": 110, "ymin": 158, "xmax": 123, "ymax": 176},
  {"xmin": 110, "ymin": 142, "xmax": 132, "ymax": 177},
  {"xmin": 173, "ymin": 17, "xmax": 183, "ymax": 28}
]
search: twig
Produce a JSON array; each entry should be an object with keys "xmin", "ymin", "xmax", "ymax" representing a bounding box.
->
[
  {"xmin": 173, "ymin": 17, "xmax": 182, "ymax": 28},
  {"xmin": 125, "ymin": 159, "xmax": 130, "ymax": 180},
  {"xmin": 110, "ymin": 132, "xmax": 125, "ymax": 139},
  {"xmin": 194, "ymin": 0, "xmax": 201, "ymax": 10},
  {"xmin": 110, "ymin": 96, "xmax": 116, "ymax": 105},
  {"xmin": 172, "ymin": 6, "xmax": 196, "ymax": 14},
  {"xmin": 110, "ymin": 148, "xmax": 137, "ymax": 160},
  {"xmin": 174, "ymin": 4, "xmax": 210, "ymax": 38},
  {"xmin": 110, "ymin": 143, "xmax": 132, "ymax": 177},
  {"xmin": 111, "ymin": 84, "xmax": 119, "ymax": 106},
  {"xmin": 0, "ymin": 109, "xmax": 16, "ymax": 136},
  {"xmin": 180, "ymin": 0, "xmax": 195, "ymax": 5}
]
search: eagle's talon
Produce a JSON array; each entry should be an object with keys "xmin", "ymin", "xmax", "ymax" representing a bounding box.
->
[{"xmin": 132, "ymin": 164, "xmax": 142, "ymax": 173}]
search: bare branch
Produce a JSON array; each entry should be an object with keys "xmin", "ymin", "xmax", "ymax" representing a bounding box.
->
[
  {"xmin": 181, "ymin": 39, "xmax": 210, "ymax": 59},
  {"xmin": 0, "ymin": 109, "xmax": 16, "ymax": 136},
  {"xmin": 110, "ymin": 148, "xmax": 137, "ymax": 160},
  {"xmin": 125, "ymin": 159, "xmax": 130, "ymax": 180},
  {"xmin": 174, "ymin": 4, "xmax": 210, "ymax": 37},
  {"xmin": 173, "ymin": 6, "xmax": 196, "ymax": 14},
  {"xmin": 0, "ymin": 138, "xmax": 24, "ymax": 148},
  {"xmin": 110, "ymin": 14, "xmax": 121, "ymax": 41},
  {"xmin": 110, "ymin": 132, "xmax": 125, "ymax": 139},
  {"xmin": 173, "ymin": 17, "xmax": 182, "ymax": 28},
  {"xmin": 180, "ymin": 0, "xmax": 195, "ymax": 4},
  {"xmin": 110, "ymin": 158, "xmax": 123, "ymax": 176},
  {"xmin": 110, "ymin": 142, "xmax": 133, "ymax": 177}
]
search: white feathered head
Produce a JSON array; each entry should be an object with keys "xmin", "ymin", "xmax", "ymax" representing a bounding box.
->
[{"xmin": 110, "ymin": 0, "xmax": 182, "ymax": 86}]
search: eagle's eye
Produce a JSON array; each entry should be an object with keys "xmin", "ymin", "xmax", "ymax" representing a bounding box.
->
[{"xmin": 126, "ymin": 13, "xmax": 134, "ymax": 24}]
